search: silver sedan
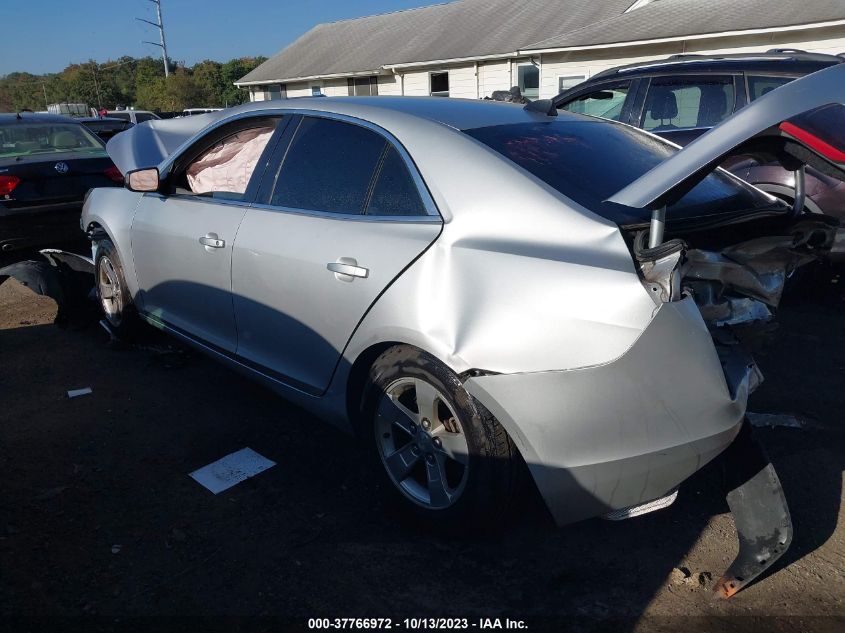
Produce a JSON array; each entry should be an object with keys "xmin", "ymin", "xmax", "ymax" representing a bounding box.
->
[{"xmin": 84, "ymin": 65, "xmax": 844, "ymax": 592}]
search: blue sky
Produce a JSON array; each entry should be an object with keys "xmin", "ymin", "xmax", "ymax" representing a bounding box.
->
[{"xmin": 1, "ymin": 0, "xmax": 435, "ymax": 76}]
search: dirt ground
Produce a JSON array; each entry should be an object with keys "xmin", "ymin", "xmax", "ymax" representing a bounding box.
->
[{"xmin": 1, "ymin": 270, "xmax": 843, "ymax": 632}]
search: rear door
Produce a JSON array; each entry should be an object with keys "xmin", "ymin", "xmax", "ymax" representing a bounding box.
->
[
  {"xmin": 130, "ymin": 115, "xmax": 286, "ymax": 353},
  {"xmin": 232, "ymin": 114, "xmax": 441, "ymax": 394}
]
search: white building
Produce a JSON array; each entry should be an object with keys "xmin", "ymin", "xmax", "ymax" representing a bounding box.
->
[{"xmin": 236, "ymin": 0, "xmax": 845, "ymax": 101}]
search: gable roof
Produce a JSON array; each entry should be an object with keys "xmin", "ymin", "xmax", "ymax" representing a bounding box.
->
[
  {"xmin": 236, "ymin": 0, "xmax": 633, "ymax": 84},
  {"xmin": 523, "ymin": 0, "xmax": 845, "ymax": 51},
  {"xmin": 237, "ymin": 0, "xmax": 845, "ymax": 85}
]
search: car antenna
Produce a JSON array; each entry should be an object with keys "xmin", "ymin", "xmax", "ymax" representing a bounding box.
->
[{"xmin": 524, "ymin": 99, "xmax": 558, "ymax": 117}]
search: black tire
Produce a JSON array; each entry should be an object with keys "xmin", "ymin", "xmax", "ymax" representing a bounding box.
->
[
  {"xmin": 94, "ymin": 238, "xmax": 139, "ymax": 337},
  {"xmin": 361, "ymin": 344, "xmax": 519, "ymax": 528}
]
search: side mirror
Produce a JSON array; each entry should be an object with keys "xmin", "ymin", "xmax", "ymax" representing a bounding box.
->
[{"xmin": 126, "ymin": 167, "xmax": 160, "ymax": 192}]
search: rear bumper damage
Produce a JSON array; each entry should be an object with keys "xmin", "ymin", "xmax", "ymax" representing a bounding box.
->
[
  {"xmin": 464, "ymin": 297, "xmax": 756, "ymax": 527},
  {"xmin": 467, "ymin": 215, "xmax": 834, "ymax": 597}
]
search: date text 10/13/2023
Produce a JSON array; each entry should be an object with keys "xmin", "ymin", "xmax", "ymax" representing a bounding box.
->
[{"xmin": 307, "ymin": 618, "xmax": 528, "ymax": 630}]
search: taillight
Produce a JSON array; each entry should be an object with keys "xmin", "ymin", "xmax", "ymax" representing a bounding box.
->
[
  {"xmin": 780, "ymin": 104, "xmax": 845, "ymax": 164},
  {"xmin": 780, "ymin": 121, "xmax": 845, "ymax": 163},
  {"xmin": 104, "ymin": 165, "xmax": 123, "ymax": 183},
  {"xmin": 0, "ymin": 175, "xmax": 21, "ymax": 196}
]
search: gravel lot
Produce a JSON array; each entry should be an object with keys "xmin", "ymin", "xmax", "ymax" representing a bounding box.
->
[{"xmin": 1, "ymin": 269, "xmax": 843, "ymax": 632}]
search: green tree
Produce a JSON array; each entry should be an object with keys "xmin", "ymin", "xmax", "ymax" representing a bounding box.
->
[
  {"xmin": 192, "ymin": 59, "xmax": 223, "ymax": 107},
  {"xmin": 1, "ymin": 54, "xmax": 264, "ymax": 114}
]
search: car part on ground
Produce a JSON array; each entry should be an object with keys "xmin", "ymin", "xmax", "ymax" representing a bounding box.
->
[
  {"xmin": 0, "ymin": 248, "xmax": 94, "ymax": 325},
  {"xmin": 714, "ymin": 421, "xmax": 792, "ymax": 599}
]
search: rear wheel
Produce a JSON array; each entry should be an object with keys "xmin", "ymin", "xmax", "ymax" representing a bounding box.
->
[
  {"xmin": 95, "ymin": 238, "xmax": 138, "ymax": 337},
  {"xmin": 363, "ymin": 345, "xmax": 518, "ymax": 526}
]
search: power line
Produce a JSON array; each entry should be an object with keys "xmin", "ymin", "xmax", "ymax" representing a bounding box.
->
[{"xmin": 136, "ymin": 0, "xmax": 171, "ymax": 77}]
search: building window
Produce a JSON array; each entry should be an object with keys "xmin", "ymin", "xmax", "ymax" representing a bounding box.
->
[
  {"xmin": 558, "ymin": 75, "xmax": 586, "ymax": 93},
  {"xmin": 517, "ymin": 63, "xmax": 539, "ymax": 100},
  {"xmin": 311, "ymin": 84, "xmax": 323, "ymax": 96},
  {"xmin": 268, "ymin": 84, "xmax": 287, "ymax": 100},
  {"xmin": 430, "ymin": 72, "xmax": 449, "ymax": 97},
  {"xmin": 347, "ymin": 76, "xmax": 379, "ymax": 96}
]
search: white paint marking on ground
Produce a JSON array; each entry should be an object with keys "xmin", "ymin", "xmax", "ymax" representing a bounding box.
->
[
  {"xmin": 67, "ymin": 387, "xmax": 93, "ymax": 398},
  {"xmin": 189, "ymin": 447, "xmax": 276, "ymax": 494}
]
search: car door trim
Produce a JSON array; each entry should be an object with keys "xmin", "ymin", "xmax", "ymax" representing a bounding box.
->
[{"xmin": 247, "ymin": 202, "xmax": 442, "ymax": 223}]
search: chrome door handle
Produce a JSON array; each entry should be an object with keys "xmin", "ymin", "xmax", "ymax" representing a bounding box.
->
[
  {"xmin": 327, "ymin": 258, "xmax": 369, "ymax": 282},
  {"xmin": 199, "ymin": 234, "xmax": 225, "ymax": 249}
]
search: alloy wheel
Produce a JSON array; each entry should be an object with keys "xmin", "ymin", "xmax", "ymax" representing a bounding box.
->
[
  {"xmin": 375, "ymin": 377, "xmax": 470, "ymax": 510},
  {"xmin": 97, "ymin": 256, "xmax": 123, "ymax": 324}
]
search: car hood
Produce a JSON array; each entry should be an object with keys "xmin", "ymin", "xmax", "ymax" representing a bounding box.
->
[
  {"xmin": 608, "ymin": 63, "xmax": 845, "ymax": 210},
  {"xmin": 105, "ymin": 112, "xmax": 225, "ymax": 175}
]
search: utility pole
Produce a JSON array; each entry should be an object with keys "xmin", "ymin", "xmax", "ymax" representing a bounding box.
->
[
  {"xmin": 41, "ymin": 82, "xmax": 48, "ymax": 110},
  {"xmin": 137, "ymin": 0, "xmax": 171, "ymax": 77},
  {"xmin": 91, "ymin": 63, "xmax": 102, "ymax": 108}
]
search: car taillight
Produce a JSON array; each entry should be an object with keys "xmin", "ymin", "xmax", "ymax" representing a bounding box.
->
[
  {"xmin": 780, "ymin": 121, "xmax": 845, "ymax": 163},
  {"xmin": 780, "ymin": 104, "xmax": 845, "ymax": 164},
  {"xmin": 104, "ymin": 166, "xmax": 124, "ymax": 183},
  {"xmin": 0, "ymin": 175, "xmax": 21, "ymax": 196}
]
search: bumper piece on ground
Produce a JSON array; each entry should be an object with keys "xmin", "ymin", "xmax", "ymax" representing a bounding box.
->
[{"xmin": 715, "ymin": 421, "xmax": 793, "ymax": 599}]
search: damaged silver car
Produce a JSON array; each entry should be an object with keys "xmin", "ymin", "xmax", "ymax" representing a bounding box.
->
[{"xmin": 82, "ymin": 64, "xmax": 845, "ymax": 597}]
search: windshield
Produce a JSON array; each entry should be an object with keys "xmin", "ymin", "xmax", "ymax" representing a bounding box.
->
[
  {"xmin": 465, "ymin": 119, "xmax": 782, "ymax": 225},
  {"xmin": 0, "ymin": 122, "xmax": 106, "ymax": 160}
]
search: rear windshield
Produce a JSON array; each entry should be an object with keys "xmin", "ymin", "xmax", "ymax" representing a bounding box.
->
[
  {"xmin": 0, "ymin": 123, "xmax": 106, "ymax": 160},
  {"xmin": 465, "ymin": 119, "xmax": 779, "ymax": 224}
]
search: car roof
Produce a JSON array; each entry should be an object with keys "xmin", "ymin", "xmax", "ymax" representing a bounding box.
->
[
  {"xmin": 588, "ymin": 50, "xmax": 843, "ymax": 82},
  {"xmin": 0, "ymin": 112, "xmax": 79, "ymax": 124},
  {"xmin": 203, "ymin": 96, "xmax": 573, "ymax": 132}
]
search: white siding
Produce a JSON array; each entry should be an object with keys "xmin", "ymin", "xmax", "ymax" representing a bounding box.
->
[
  {"xmin": 401, "ymin": 70, "xmax": 431, "ymax": 95},
  {"xmin": 392, "ymin": 64, "xmax": 479, "ymax": 97},
  {"xmin": 447, "ymin": 64, "xmax": 478, "ymax": 99},
  {"xmin": 478, "ymin": 59, "xmax": 511, "ymax": 99},
  {"xmin": 377, "ymin": 74, "xmax": 402, "ymax": 95}
]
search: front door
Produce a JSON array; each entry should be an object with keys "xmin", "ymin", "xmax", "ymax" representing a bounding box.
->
[{"xmin": 130, "ymin": 116, "xmax": 284, "ymax": 352}]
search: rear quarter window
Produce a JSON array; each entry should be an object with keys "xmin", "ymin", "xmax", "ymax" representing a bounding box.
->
[{"xmin": 464, "ymin": 119, "xmax": 778, "ymax": 224}]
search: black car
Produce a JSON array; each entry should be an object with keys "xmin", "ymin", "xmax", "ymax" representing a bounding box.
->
[
  {"xmin": 0, "ymin": 113, "xmax": 123, "ymax": 254},
  {"xmin": 553, "ymin": 49, "xmax": 845, "ymax": 219},
  {"xmin": 79, "ymin": 116, "xmax": 134, "ymax": 142}
]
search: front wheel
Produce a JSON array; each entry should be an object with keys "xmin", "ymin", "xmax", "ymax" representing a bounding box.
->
[
  {"xmin": 362, "ymin": 345, "xmax": 519, "ymax": 526},
  {"xmin": 95, "ymin": 238, "xmax": 139, "ymax": 337}
]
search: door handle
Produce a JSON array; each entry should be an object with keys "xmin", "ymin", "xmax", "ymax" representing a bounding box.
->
[
  {"xmin": 327, "ymin": 258, "xmax": 369, "ymax": 282},
  {"xmin": 199, "ymin": 233, "xmax": 225, "ymax": 249}
]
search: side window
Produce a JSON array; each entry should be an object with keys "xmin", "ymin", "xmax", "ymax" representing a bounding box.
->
[
  {"xmin": 271, "ymin": 117, "xmax": 387, "ymax": 214},
  {"xmin": 642, "ymin": 76, "xmax": 735, "ymax": 131},
  {"xmin": 366, "ymin": 146, "xmax": 426, "ymax": 216},
  {"xmin": 748, "ymin": 75, "xmax": 795, "ymax": 101},
  {"xmin": 558, "ymin": 82, "xmax": 631, "ymax": 121},
  {"xmin": 179, "ymin": 121, "xmax": 279, "ymax": 201},
  {"xmin": 135, "ymin": 112, "xmax": 156, "ymax": 123}
]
